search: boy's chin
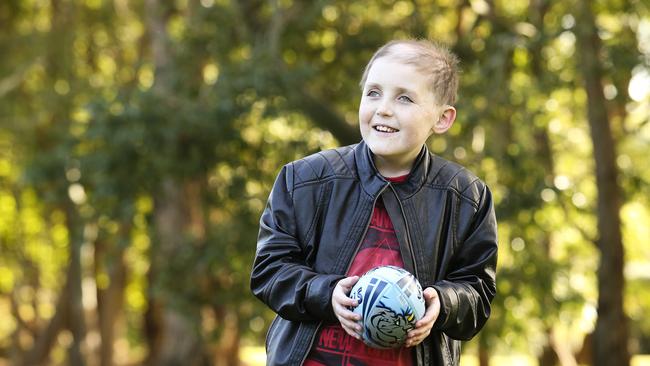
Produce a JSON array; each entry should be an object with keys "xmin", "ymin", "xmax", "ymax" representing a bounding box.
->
[
  {"xmin": 366, "ymin": 141, "xmax": 423, "ymax": 166},
  {"xmin": 366, "ymin": 140, "xmax": 402, "ymax": 157},
  {"xmin": 366, "ymin": 142, "xmax": 390, "ymax": 156}
]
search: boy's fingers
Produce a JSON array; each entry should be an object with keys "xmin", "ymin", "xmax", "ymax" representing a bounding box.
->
[
  {"xmin": 340, "ymin": 318, "xmax": 363, "ymax": 333},
  {"xmin": 415, "ymin": 317, "xmax": 435, "ymax": 329},
  {"xmin": 342, "ymin": 326, "xmax": 362, "ymax": 340},
  {"xmin": 416, "ymin": 311, "xmax": 435, "ymax": 328},
  {"xmin": 333, "ymin": 302, "xmax": 361, "ymax": 320},
  {"xmin": 339, "ymin": 309, "xmax": 361, "ymax": 321},
  {"xmin": 422, "ymin": 287, "xmax": 438, "ymax": 304},
  {"xmin": 342, "ymin": 319, "xmax": 363, "ymax": 338},
  {"xmin": 333, "ymin": 300, "xmax": 361, "ymax": 321},
  {"xmin": 408, "ymin": 326, "xmax": 431, "ymax": 339},
  {"xmin": 415, "ymin": 287, "xmax": 440, "ymax": 328},
  {"xmin": 406, "ymin": 325, "xmax": 433, "ymax": 347},
  {"xmin": 408, "ymin": 290, "xmax": 439, "ymax": 344},
  {"xmin": 341, "ymin": 297, "xmax": 358, "ymax": 307},
  {"xmin": 333, "ymin": 276, "xmax": 364, "ymax": 339},
  {"xmin": 333, "ymin": 292, "xmax": 358, "ymax": 307},
  {"xmin": 335, "ymin": 307, "xmax": 362, "ymax": 339},
  {"xmin": 338, "ymin": 276, "xmax": 359, "ymax": 290}
]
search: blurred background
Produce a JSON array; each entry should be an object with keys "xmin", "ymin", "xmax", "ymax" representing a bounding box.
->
[{"xmin": 0, "ymin": 0, "xmax": 649, "ymax": 365}]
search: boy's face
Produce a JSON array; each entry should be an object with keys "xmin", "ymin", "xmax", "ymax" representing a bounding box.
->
[{"xmin": 359, "ymin": 56, "xmax": 455, "ymax": 175}]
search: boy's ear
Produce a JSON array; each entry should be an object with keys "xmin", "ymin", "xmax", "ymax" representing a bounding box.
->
[{"xmin": 432, "ymin": 106, "xmax": 456, "ymax": 134}]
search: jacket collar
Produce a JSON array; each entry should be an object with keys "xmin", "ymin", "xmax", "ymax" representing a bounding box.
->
[{"xmin": 354, "ymin": 140, "xmax": 430, "ymax": 199}]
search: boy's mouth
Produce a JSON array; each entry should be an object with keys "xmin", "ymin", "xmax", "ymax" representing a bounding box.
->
[{"xmin": 373, "ymin": 125, "xmax": 399, "ymax": 133}]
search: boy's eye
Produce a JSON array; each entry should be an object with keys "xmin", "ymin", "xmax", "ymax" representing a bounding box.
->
[
  {"xmin": 367, "ymin": 90, "xmax": 380, "ymax": 97},
  {"xmin": 398, "ymin": 95, "xmax": 413, "ymax": 103}
]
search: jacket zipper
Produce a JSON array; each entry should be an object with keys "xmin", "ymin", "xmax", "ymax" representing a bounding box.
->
[
  {"xmin": 344, "ymin": 183, "xmax": 389, "ymax": 274},
  {"xmin": 389, "ymin": 185, "xmax": 419, "ymax": 279},
  {"xmin": 299, "ymin": 183, "xmax": 389, "ymax": 365},
  {"xmin": 389, "ymin": 185, "xmax": 425, "ymax": 363}
]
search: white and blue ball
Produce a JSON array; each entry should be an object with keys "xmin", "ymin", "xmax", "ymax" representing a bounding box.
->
[{"xmin": 349, "ymin": 265, "xmax": 426, "ymax": 349}]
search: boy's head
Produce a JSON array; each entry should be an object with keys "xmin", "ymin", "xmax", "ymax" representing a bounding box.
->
[
  {"xmin": 358, "ymin": 39, "xmax": 460, "ymax": 177},
  {"xmin": 359, "ymin": 39, "xmax": 460, "ymax": 106}
]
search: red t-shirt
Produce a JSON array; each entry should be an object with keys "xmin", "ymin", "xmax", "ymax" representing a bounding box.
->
[{"xmin": 304, "ymin": 174, "xmax": 413, "ymax": 366}]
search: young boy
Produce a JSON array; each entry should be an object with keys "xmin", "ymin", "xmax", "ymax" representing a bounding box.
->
[{"xmin": 250, "ymin": 39, "xmax": 498, "ymax": 365}]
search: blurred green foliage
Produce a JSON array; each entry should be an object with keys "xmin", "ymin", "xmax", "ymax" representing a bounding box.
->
[{"xmin": 0, "ymin": 0, "xmax": 649, "ymax": 364}]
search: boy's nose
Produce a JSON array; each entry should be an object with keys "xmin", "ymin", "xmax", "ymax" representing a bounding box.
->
[{"xmin": 376, "ymin": 101, "xmax": 393, "ymax": 117}]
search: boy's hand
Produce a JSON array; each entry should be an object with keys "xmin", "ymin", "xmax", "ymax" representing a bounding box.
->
[
  {"xmin": 332, "ymin": 276, "xmax": 363, "ymax": 339},
  {"xmin": 405, "ymin": 287, "xmax": 440, "ymax": 347}
]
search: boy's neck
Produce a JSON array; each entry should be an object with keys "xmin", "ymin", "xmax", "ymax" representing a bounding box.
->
[{"xmin": 373, "ymin": 154, "xmax": 415, "ymax": 178}]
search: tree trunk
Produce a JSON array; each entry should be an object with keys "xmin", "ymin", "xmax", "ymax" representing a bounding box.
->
[
  {"xmin": 10, "ymin": 188, "xmax": 40, "ymax": 364},
  {"xmin": 528, "ymin": 3, "xmax": 567, "ymax": 364},
  {"xmin": 575, "ymin": 2, "xmax": 629, "ymax": 366},
  {"xmin": 23, "ymin": 279, "xmax": 68, "ymax": 366},
  {"xmin": 23, "ymin": 202, "xmax": 86, "ymax": 366},
  {"xmin": 214, "ymin": 308, "xmax": 240, "ymax": 366},
  {"xmin": 539, "ymin": 328, "xmax": 559, "ymax": 366},
  {"xmin": 576, "ymin": 332, "xmax": 592, "ymax": 365},
  {"xmin": 22, "ymin": 0, "xmax": 86, "ymax": 358},
  {"xmin": 64, "ymin": 201, "xmax": 87, "ymax": 366},
  {"xmin": 9, "ymin": 291, "xmax": 23, "ymax": 364},
  {"xmin": 147, "ymin": 180, "xmax": 202, "ymax": 366},
  {"xmin": 478, "ymin": 342, "xmax": 489, "ymax": 366},
  {"xmin": 143, "ymin": 1, "xmax": 212, "ymax": 364},
  {"xmin": 95, "ymin": 225, "xmax": 128, "ymax": 366},
  {"xmin": 477, "ymin": 333, "xmax": 489, "ymax": 366}
]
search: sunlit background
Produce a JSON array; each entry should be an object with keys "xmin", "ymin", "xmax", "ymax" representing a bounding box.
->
[{"xmin": 0, "ymin": 0, "xmax": 649, "ymax": 365}]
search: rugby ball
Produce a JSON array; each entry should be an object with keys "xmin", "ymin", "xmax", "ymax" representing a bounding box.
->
[{"xmin": 349, "ymin": 265, "xmax": 426, "ymax": 349}]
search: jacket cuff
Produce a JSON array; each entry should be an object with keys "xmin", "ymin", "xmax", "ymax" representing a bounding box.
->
[
  {"xmin": 431, "ymin": 282, "xmax": 459, "ymax": 330},
  {"xmin": 305, "ymin": 274, "xmax": 346, "ymax": 322}
]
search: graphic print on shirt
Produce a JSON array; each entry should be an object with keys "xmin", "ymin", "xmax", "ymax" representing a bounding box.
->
[
  {"xmin": 347, "ymin": 200, "xmax": 402, "ymax": 276},
  {"xmin": 304, "ymin": 325, "xmax": 407, "ymax": 365}
]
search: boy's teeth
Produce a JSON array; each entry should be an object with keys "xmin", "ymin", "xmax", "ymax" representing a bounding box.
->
[{"xmin": 375, "ymin": 125, "xmax": 397, "ymax": 133}]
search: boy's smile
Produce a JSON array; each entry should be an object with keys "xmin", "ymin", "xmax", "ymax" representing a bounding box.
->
[{"xmin": 359, "ymin": 55, "xmax": 455, "ymax": 177}]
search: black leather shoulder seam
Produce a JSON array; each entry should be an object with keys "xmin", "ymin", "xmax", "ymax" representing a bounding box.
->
[
  {"xmin": 291, "ymin": 146, "xmax": 356, "ymax": 184},
  {"xmin": 424, "ymin": 184, "xmax": 481, "ymax": 210}
]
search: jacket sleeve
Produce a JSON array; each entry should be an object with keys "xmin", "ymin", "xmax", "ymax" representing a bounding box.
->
[
  {"xmin": 431, "ymin": 184, "xmax": 498, "ymax": 340},
  {"xmin": 249, "ymin": 164, "xmax": 344, "ymax": 322}
]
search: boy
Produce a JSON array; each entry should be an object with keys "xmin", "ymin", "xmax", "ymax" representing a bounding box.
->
[{"xmin": 250, "ymin": 39, "xmax": 498, "ymax": 365}]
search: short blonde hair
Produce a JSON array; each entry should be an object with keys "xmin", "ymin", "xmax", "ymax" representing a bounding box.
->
[{"xmin": 359, "ymin": 39, "xmax": 460, "ymax": 105}]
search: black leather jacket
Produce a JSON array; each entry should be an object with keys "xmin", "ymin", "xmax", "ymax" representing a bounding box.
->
[{"xmin": 250, "ymin": 141, "xmax": 498, "ymax": 365}]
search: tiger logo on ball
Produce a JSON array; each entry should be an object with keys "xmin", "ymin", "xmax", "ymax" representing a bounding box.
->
[{"xmin": 367, "ymin": 301, "xmax": 416, "ymax": 348}]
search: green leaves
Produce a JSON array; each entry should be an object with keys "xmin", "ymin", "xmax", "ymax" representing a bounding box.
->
[{"xmin": 1, "ymin": 0, "xmax": 650, "ymax": 363}]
